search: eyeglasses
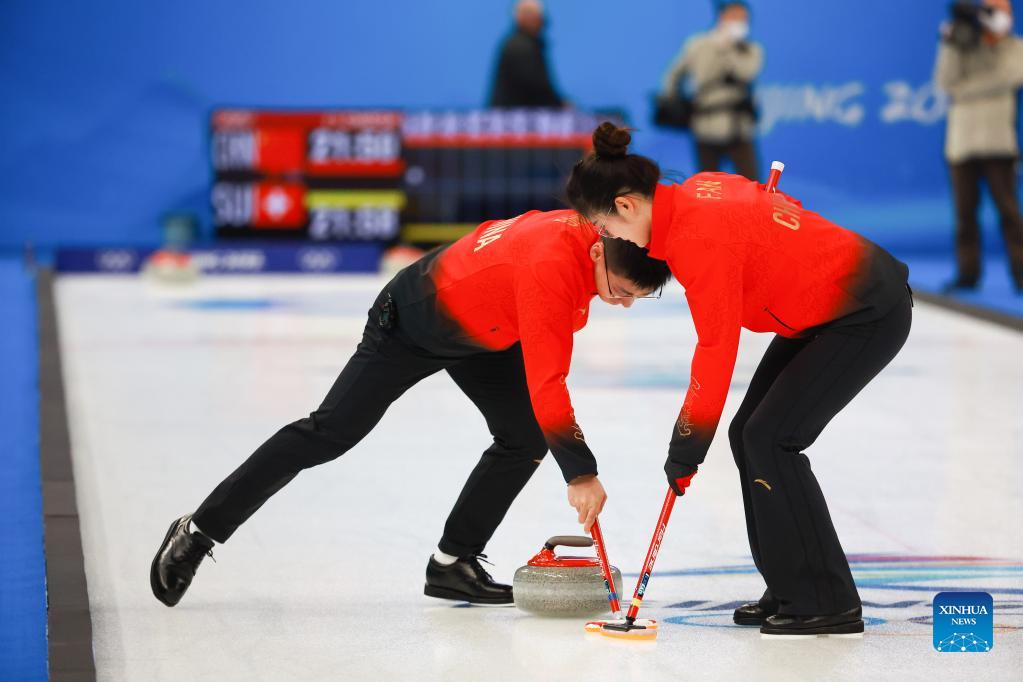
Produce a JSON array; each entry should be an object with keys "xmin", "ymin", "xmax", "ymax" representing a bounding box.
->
[
  {"xmin": 601, "ymin": 236, "xmax": 663, "ymax": 300},
  {"xmin": 590, "ymin": 205, "xmax": 615, "ymax": 239}
]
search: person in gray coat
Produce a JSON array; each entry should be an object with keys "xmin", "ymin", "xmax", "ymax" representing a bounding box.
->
[
  {"xmin": 934, "ymin": 0, "xmax": 1023, "ymax": 293},
  {"xmin": 660, "ymin": 1, "xmax": 764, "ymax": 180}
]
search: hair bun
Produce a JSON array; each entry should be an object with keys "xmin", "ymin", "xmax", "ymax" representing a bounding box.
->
[{"xmin": 592, "ymin": 122, "xmax": 631, "ymax": 159}]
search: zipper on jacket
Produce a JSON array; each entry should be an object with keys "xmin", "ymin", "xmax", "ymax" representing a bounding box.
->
[{"xmin": 764, "ymin": 307, "xmax": 796, "ymax": 331}]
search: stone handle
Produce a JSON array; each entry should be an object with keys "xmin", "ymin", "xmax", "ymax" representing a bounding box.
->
[{"xmin": 544, "ymin": 535, "xmax": 594, "ymax": 550}]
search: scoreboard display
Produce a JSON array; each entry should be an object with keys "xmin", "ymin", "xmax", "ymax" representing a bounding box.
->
[
  {"xmin": 401, "ymin": 109, "xmax": 618, "ymax": 244},
  {"xmin": 211, "ymin": 108, "xmax": 623, "ymax": 245},
  {"xmin": 211, "ymin": 110, "xmax": 405, "ymax": 242}
]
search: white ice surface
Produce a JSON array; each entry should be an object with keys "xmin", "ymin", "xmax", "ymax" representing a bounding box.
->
[{"xmin": 57, "ymin": 274, "xmax": 1023, "ymax": 681}]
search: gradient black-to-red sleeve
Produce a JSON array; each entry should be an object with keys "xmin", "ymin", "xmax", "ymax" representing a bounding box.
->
[
  {"xmin": 514, "ymin": 260, "xmax": 597, "ymax": 482},
  {"xmin": 667, "ymin": 242, "xmax": 743, "ymax": 470}
]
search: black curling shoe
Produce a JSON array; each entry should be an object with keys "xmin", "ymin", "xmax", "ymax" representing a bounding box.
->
[
  {"xmin": 760, "ymin": 606, "xmax": 864, "ymax": 637},
  {"xmin": 424, "ymin": 554, "xmax": 513, "ymax": 605},
  {"xmin": 150, "ymin": 515, "xmax": 215, "ymax": 607},
  {"xmin": 733, "ymin": 600, "xmax": 777, "ymax": 626}
]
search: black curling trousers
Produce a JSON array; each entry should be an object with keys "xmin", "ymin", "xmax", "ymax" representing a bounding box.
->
[
  {"xmin": 728, "ymin": 291, "xmax": 912, "ymax": 616},
  {"xmin": 192, "ymin": 291, "xmax": 550, "ymax": 557}
]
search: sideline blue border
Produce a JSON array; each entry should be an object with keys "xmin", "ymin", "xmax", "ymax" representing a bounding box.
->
[{"xmin": 0, "ymin": 259, "xmax": 47, "ymax": 680}]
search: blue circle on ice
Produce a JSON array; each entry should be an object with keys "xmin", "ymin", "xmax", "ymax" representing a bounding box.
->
[
  {"xmin": 661, "ymin": 614, "xmax": 885, "ymax": 628},
  {"xmin": 177, "ymin": 298, "xmax": 287, "ymax": 311}
]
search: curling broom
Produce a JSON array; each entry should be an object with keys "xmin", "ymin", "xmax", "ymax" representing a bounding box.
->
[
  {"xmin": 583, "ymin": 518, "xmax": 660, "ymax": 634},
  {"xmin": 597, "ymin": 486, "xmax": 686, "ymax": 640}
]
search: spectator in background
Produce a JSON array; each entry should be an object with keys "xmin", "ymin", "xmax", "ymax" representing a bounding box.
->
[
  {"xmin": 489, "ymin": 0, "xmax": 565, "ymax": 108},
  {"xmin": 660, "ymin": 1, "xmax": 764, "ymax": 180},
  {"xmin": 935, "ymin": 0, "xmax": 1023, "ymax": 294}
]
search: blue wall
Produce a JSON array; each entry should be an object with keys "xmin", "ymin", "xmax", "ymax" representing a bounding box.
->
[
  {"xmin": 0, "ymin": 259, "xmax": 46, "ymax": 681},
  {"xmin": 0, "ymin": 0, "xmax": 1016, "ymax": 254}
]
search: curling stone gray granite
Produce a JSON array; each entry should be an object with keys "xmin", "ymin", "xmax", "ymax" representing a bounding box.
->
[
  {"xmin": 512, "ymin": 536, "xmax": 624, "ymax": 618},
  {"xmin": 513, "ymin": 563, "xmax": 624, "ymax": 618}
]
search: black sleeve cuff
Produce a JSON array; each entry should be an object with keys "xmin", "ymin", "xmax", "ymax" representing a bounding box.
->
[
  {"xmin": 548, "ymin": 439, "xmax": 598, "ymax": 483},
  {"xmin": 667, "ymin": 433, "xmax": 712, "ymax": 471}
]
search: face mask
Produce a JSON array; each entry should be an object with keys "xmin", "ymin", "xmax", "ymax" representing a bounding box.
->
[
  {"xmin": 981, "ymin": 10, "xmax": 1013, "ymax": 36},
  {"xmin": 721, "ymin": 20, "xmax": 750, "ymax": 42}
]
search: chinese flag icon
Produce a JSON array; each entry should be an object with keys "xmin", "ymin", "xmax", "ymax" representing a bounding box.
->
[
  {"xmin": 251, "ymin": 182, "xmax": 306, "ymax": 228},
  {"xmin": 253, "ymin": 126, "xmax": 306, "ymax": 175}
]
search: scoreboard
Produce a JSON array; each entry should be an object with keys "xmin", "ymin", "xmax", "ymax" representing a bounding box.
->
[
  {"xmin": 211, "ymin": 110, "xmax": 405, "ymax": 242},
  {"xmin": 211, "ymin": 108, "xmax": 623, "ymax": 245}
]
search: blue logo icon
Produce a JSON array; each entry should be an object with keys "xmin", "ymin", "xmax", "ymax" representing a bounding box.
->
[{"xmin": 933, "ymin": 592, "xmax": 993, "ymax": 652}]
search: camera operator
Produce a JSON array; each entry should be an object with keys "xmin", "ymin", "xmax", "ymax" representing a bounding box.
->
[
  {"xmin": 935, "ymin": 0, "xmax": 1023, "ymax": 293},
  {"xmin": 659, "ymin": 1, "xmax": 764, "ymax": 181}
]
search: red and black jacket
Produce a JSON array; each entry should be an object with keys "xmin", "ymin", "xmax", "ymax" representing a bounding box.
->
[
  {"xmin": 648, "ymin": 174, "xmax": 910, "ymax": 470},
  {"xmin": 388, "ymin": 210, "xmax": 599, "ymax": 482}
]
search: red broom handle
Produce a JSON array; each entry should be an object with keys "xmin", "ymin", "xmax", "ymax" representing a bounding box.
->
[
  {"xmin": 765, "ymin": 160, "xmax": 785, "ymax": 193},
  {"xmin": 589, "ymin": 518, "xmax": 620, "ymax": 618},
  {"xmin": 624, "ymin": 488, "xmax": 677, "ymax": 623}
]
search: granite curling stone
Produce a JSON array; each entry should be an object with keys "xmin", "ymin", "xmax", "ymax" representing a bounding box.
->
[{"xmin": 513, "ymin": 535, "xmax": 623, "ymax": 618}]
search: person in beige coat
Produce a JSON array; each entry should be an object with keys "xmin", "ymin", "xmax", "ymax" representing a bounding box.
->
[
  {"xmin": 660, "ymin": 1, "xmax": 764, "ymax": 180},
  {"xmin": 934, "ymin": 0, "xmax": 1023, "ymax": 293}
]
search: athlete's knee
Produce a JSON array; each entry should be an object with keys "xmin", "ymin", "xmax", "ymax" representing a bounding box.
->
[
  {"xmin": 740, "ymin": 415, "xmax": 779, "ymax": 460},
  {"xmin": 525, "ymin": 446, "xmax": 549, "ymax": 464},
  {"xmin": 488, "ymin": 431, "xmax": 548, "ymax": 462},
  {"xmin": 728, "ymin": 414, "xmax": 748, "ymax": 465},
  {"xmin": 508, "ymin": 438, "xmax": 549, "ymax": 462},
  {"xmin": 743, "ymin": 416, "xmax": 810, "ymax": 464}
]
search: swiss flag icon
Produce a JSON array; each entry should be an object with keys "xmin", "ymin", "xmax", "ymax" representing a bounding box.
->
[{"xmin": 251, "ymin": 182, "xmax": 306, "ymax": 228}]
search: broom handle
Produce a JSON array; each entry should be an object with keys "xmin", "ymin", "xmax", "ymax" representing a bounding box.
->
[
  {"xmin": 765, "ymin": 160, "xmax": 785, "ymax": 193},
  {"xmin": 589, "ymin": 518, "xmax": 620, "ymax": 619},
  {"xmin": 624, "ymin": 488, "xmax": 677, "ymax": 623}
]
